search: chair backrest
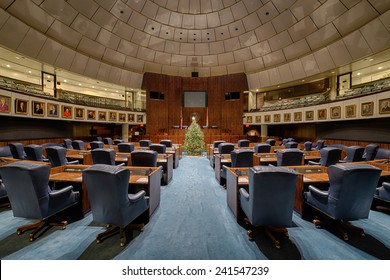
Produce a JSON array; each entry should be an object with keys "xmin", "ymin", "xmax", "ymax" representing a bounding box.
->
[
  {"xmin": 276, "ymin": 149, "xmax": 304, "ymax": 166},
  {"xmin": 45, "ymin": 146, "xmax": 68, "ymax": 167},
  {"xmin": 213, "ymin": 140, "xmax": 225, "ymax": 148},
  {"xmin": 96, "ymin": 137, "xmax": 103, "ymax": 142},
  {"xmin": 344, "ymin": 146, "xmax": 365, "ymax": 162},
  {"xmin": 316, "ymin": 140, "xmax": 325, "ymax": 150},
  {"xmin": 253, "ymin": 143, "xmax": 271, "ymax": 153},
  {"xmin": 131, "ymin": 150, "xmax": 158, "ymax": 167},
  {"xmin": 218, "ymin": 143, "xmax": 235, "ymax": 154},
  {"xmin": 285, "ymin": 141, "xmax": 298, "ymax": 148},
  {"xmin": 149, "ymin": 144, "xmax": 166, "ymax": 154},
  {"xmin": 24, "ymin": 144, "xmax": 44, "ymax": 161},
  {"xmin": 363, "ymin": 144, "xmax": 379, "ymax": 161},
  {"xmin": 91, "ymin": 148, "xmax": 116, "ymax": 165},
  {"xmin": 114, "ymin": 139, "xmax": 124, "ymax": 145},
  {"xmin": 63, "ymin": 139, "xmax": 72, "ymax": 149},
  {"xmin": 319, "ymin": 147, "xmax": 342, "ymax": 166},
  {"xmin": 9, "ymin": 143, "xmax": 26, "ymax": 159},
  {"xmin": 304, "ymin": 141, "xmax": 312, "ymax": 151},
  {"xmin": 327, "ymin": 164, "xmax": 381, "ymax": 219},
  {"xmin": 118, "ymin": 143, "xmax": 135, "ymax": 153},
  {"xmin": 90, "ymin": 141, "xmax": 104, "ymax": 150},
  {"xmin": 103, "ymin": 137, "xmax": 113, "ymax": 145},
  {"xmin": 139, "ymin": 140, "xmax": 151, "ymax": 147},
  {"xmin": 237, "ymin": 139, "xmax": 250, "ymax": 147},
  {"xmin": 160, "ymin": 139, "xmax": 173, "ymax": 148},
  {"xmin": 71, "ymin": 140, "xmax": 84, "ymax": 150},
  {"xmin": 246, "ymin": 166, "xmax": 298, "ymax": 226},
  {"xmin": 265, "ymin": 139, "xmax": 276, "ymax": 146},
  {"xmin": 231, "ymin": 150, "xmax": 254, "ymax": 168},
  {"xmin": 0, "ymin": 161, "xmax": 51, "ymax": 219}
]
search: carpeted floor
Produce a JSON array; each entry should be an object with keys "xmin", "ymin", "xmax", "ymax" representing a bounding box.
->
[{"xmin": 0, "ymin": 155, "xmax": 389, "ymax": 260}]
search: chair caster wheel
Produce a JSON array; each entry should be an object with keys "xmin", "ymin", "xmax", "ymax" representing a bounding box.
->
[
  {"xmin": 96, "ymin": 240, "xmax": 101, "ymax": 244},
  {"xmin": 343, "ymin": 233, "xmax": 349, "ymax": 241},
  {"xmin": 62, "ymin": 226, "xmax": 66, "ymax": 230},
  {"xmin": 120, "ymin": 242, "xmax": 125, "ymax": 247},
  {"xmin": 17, "ymin": 230, "xmax": 22, "ymax": 236},
  {"xmin": 274, "ymin": 242, "xmax": 281, "ymax": 249}
]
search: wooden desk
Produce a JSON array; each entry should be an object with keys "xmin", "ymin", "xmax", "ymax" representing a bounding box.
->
[
  {"xmin": 166, "ymin": 147, "xmax": 179, "ymax": 168},
  {"xmin": 253, "ymin": 151, "xmax": 321, "ymax": 166},
  {"xmin": 66, "ymin": 150, "xmax": 92, "ymax": 165},
  {"xmin": 214, "ymin": 154, "xmax": 231, "ymax": 183}
]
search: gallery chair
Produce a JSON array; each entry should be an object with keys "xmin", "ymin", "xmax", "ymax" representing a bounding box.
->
[
  {"xmin": 71, "ymin": 140, "xmax": 85, "ymax": 150},
  {"xmin": 237, "ymin": 139, "xmax": 250, "ymax": 147},
  {"xmin": 90, "ymin": 141, "xmax": 104, "ymax": 150},
  {"xmin": 118, "ymin": 143, "xmax": 135, "ymax": 153},
  {"xmin": 304, "ymin": 164, "xmax": 381, "ymax": 240},
  {"xmin": 276, "ymin": 149, "xmax": 304, "ymax": 166},
  {"xmin": 253, "ymin": 144, "xmax": 271, "ymax": 153},
  {"xmin": 91, "ymin": 148, "xmax": 124, "ymax": 166},
  {"xmin": 9, "ymin": 143, "xmax": 26, "ymax": 159},
  {"xmin": 308, "ymin": 147, "xmax": 342, "ymax": 167},
  {"xmin": 149, "ymin": 144, "xmax": 166, "ymax": 154},
  {"xmin": 46, "ymin": 146, "xmax": 79, "ymax": 167},
  {"xmin": 342, "ymin": 146, "xmax": 365, "ymax": 162},
  {"xmin": 83, "ymin": 164, "xmax": 149, "ymax": 246},
  {"xmin": 304, "ymin": 141, "xmax": 313, "ymax": 151},
  {"xmin": 285, "ymin": 141, "xmax": 298, "ymax": 149},
  {"xmin": 239, "ymin": 166, "xmax": 298, "ymax": 248},
  {"xmin": 160, "ymin": 139, "xmax": 173, "ymax": 148},
  {"xmin": 265, "ymin": 139, "xmax": 276, "ymax": 146},
  {"xmin": 363, "ymin": 144, "xmax": 379, "ymax": 161},
  {"xmin": 63, "ymin": 139, "xmax": 73, "ymax": 149},
  {"xmin": 139, "ymin": 140, "xmax": 151, "ymax": 147},
  {"xmin": 0, "ymin": 161, "xmax": 79, "ymax": 241},
  {"xmin": 130, "ymin": 150, "xmax": 158, "ymax": 167},
  {"xmin": 24, "ymin": 144, "xmax": 48, "ymax": 162}
]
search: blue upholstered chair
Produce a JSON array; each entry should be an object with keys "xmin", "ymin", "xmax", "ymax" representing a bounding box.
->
[
  {"xmin": 218, "ymin": 143, "xmax": 235, "ymax": 154},
  {"xmin": 285, "ymin": 141, "xmax": 298, "ymax": 149},
  {"xmin": 237, "ymin": 139, "xmax": 250, "ymax": 147},
  {"xmin": 239, "ymin": 166, "xmax": 298, "ymax": 248},
  {"xmin": 45, "ymin": 146, "xmax": 79, "ymax": 167},
  {"xmin": 253, "ymin": 143, "xmax": 271, "ymax": 153},
  {"xmin": 0, "ymin": 178, "xmax": 9, "ymax": 207},
  {"xmin": 103, "ymin": 137, "xmax": 113, "ymax": 145},
  {"xmin": 160, "ymin": 139, "xmax": 173, "ymax": 148},
  {"xmin": 265, "ymin": 139, "xmax": 276, "ymax": 146},
  {"xmin": 71, "ymin": 140, "xmax": 85, "ymax": 150},
  {"xmin": 130, "ymin": 150, "xmax": 158, "ymax": 167},
  {"xmin": 0, "ymin": 161, "xmax": 79, "ymax": 241},
  {"xmin": 276, "ymin": 149, "xmax": 304, "ymax": 166},
  {"xmin": 149, "ymin": 144, "xmax": 166, "ymax": 154},
  {"xmin": 96, "ymin": 137, "xmax": 103, "ymax": 142},
  {"xmin": 90, "ymin": 141, "xmax": 104, "ymax": 150},
  {"xmin": 83, "ymin": 164, "xmax": 149, "ymax": 246},
  {"xmin": 9, "ymin": 143, "xmax": 26, "ymax": 159},
  {"xmin": 376, "ymin": 182, "xmax": 390, "ymax": 202},
  {"xmin": 315, "ymin": 140, "xmax": 325, "ymax": 150},
  {"xmin": 139, "ymin": 140, "xmax": 151, "ymax": 147},
  {"xmin": 63, "ymin": 139, "xmax": 73, "ymax": 149},
  {"xmin": 342, "ymin": 146, "xmax": 365, "ymax": 162},
  {"xmin": 114, "ymin": 139, "xmax": 124, "ymax": 145},
  {"xmin": 304, "ymin": 141, "xmax": 312, "ymax": 151},
  {"xmin": 308, "ymin": 147, "xmax": 341, "ymax": 167},
  {"xmin": 118, "ymin": 143, "xmax": 135, "ymax": 153},
  {"xmin": 91, "ymin": 148, "xmax": 125, "ymax": 166},
  {"xmin": 363, "ymin": 144, "xmax": 379, "ymax": 161},
  {"xmin": 304, "ymin": 164, "xmax": 381, "ymax": 240},
  {"xmin": 220, "ymin": 149, "xmax": 254, "ymax": 184},
  {"xmin": 24, "ymin": 144, "xmax": 48, "ymax": 162},
  {"xmin": 213, "ymin": 140, "xmax": 225, "ymax": 149}
]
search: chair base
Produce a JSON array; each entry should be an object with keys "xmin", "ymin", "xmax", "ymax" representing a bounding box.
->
[
  {"xmin": 96, "ymin": 223, "xmax": 144, "ymax": 247},
  {"xmin": 17, "ymin": 219, "xmax": 68, "ymax": 242},
  {"xmin": 244, "ymin": 219, "xmax": 288, "ymax": 249},
  {"xmin": 313, "ymin": 219, "xmax": 365, "ymax": 241}
]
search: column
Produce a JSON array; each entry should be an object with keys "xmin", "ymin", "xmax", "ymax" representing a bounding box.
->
[{"xmin": 122, "ymin": 124, "xmax": 129, "ymax": 142}]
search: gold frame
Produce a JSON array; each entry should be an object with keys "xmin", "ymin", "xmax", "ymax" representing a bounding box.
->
[
  {"xmin": 317, "ymin": 109, "xmax": 327, "ymax": 120},
  {"xmin": 345, "ymin": 104, "xmax": 356, "ymax": 118},
  {"xmin": 119, "ymin": 113, "xmax": 126, "ymax": 122},
  {"xmin": 284, "ymin": 113, "xmax": 291, "ymax": 122},
  {"xmin": 330, "ymin": 106, "xmax": 341, "ymax": 119},
  {"xmin": 87, "ymin": 110, "xmax": 96, "ymax": 120},
  {"xmin": 305, "ymin": 110, "xmax": 314, "ymax": 121},
  {"xmin": 74, "ymin": 107, "xmax": 84, "ymax": 120},
  {"xmin": 255, "ymin": 116, "xmax": 261, "ymax": 123},
  {"xmin": 62, "ymin": 105, "xmax": 73, "ymax": 119},
  {"xmin": 15, "ymin": 99, "xmax": 28, "ymax": 115},
  {"xmin": 98, "ymin": 111, "xmax": 106, "ymax": 121},
  {"xmin": 47, "ymin": 103, "xmax": 59, "ymax": 117},
  {"xmin": 361, "ymin": 101, "xmax": 373, "ymax": 117},
  {"xmin": 379, "ymin": 98, "xmax": 390, "ymax": 114},
  {"xmin": 294, "ymin": 112, "xmax": 302, "ymax": 121},
  {"xmin": 0, "ymin": 95, "xmax": 11, "ymax": 113}
]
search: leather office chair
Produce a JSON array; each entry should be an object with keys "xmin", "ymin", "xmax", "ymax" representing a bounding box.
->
[
  {"xmin": 213, "ymin": 140, "xmax": 225, "ymax": 149},
  {"xmin": 308, "ymin": 147, "xmax": 342, "ymax": 167},
  {"xmin": 63, "ymin": 139, "xmax": 73, "ymax": 149},
  {"xmin": 304, "ymin": 141, "xmax": 312, "ymax": 151},
  {"xmin": 160, "ymin": 139, "xmax": 173, "ymax": 148},
  {"xmin": 0, "ymin": 178, "xmax": 9, "ymax": 208},
  {"xmin": 130, "ymin": 150, "xmax": 158, "ymax": 167},
  {"xmin": 276, "ymin": 149, "xmax": 304, "ymax": 166},
  {"xmin": 253, "ymin": 144, "xmax": 271, "ymax": 153},
  {"xmin": 342, "ymin": 146, "xmax": 365, "ymax": 162},
  {"xmin": 83, "ymin": 164, "xmax": 149, "ymax": 246},
  {"xmin": 363, "ymin": 144, "xmax": 379, "ymax": 161},
  {"xmin": 149, "ymin": 144, "xmax": 166, "ymax": 154},
  {"xmin": 221, "ymin": 149, "xmax": 254, "ymax": 185},
  {"xmin": 118, "ymin": 143, "xmax": 135, "ymax": 153},
  {"xmin": 315, "ymin": 140, "xmax": 325, "ymax": 150},
  {"xmin": 376, "ymin": 182, "xmax": 390, "ymax": 202},
  {"xmin": 237, "ymin": 139, "xmax": 250, "ymax": 147},
  {"xmin": 71, "ymin": 140, "xmax": 85, "ymax": 150},
  {"xmin": 90, "ymin": 141, "xmax": 104, "ymax": 150},
  {"xmin": 218, "ymin": 143, "xmax": 235, "ymax": 155},
  {"xmin": 103, "ymin": 137, "xmax": 113, "ymax": 145},
  {"xmin": 96, "ymin": 137, "xmax": 103, "ymax": 142},
  {"xmin": 239, "ymin": 165, "xmax": 298, "ymax": 248},
  {"xmin": 304, "ymin": 164, "xmax": 381, "ymax": 240},
  {"xmin": 91, "ymin": 148, "xmax": 124, "ymax": 166},
  {"xmin": 285, "ymin": 141, "xmax": 298, "ymax": 149},
  {"xmin": 0, "ymin": 161, "xmax": 79, "ymax": 241},
  {"xmin": 265, "ymin": 139, "xmax": 276, "ymax": 146},
  {"xmin": 46, "ymin": 146, "xmax": 79, "ymax": 167},
  {"xmin": 9, "ymin": 143, "xmax": 26, "ymax": 159},
  {"xmin": 24, "ymin": 144, "xmax": 48, "ymax": 162},
  {"xmin": 114, "ymin": 139, "xmax": 124, "ymax": 145},
  {"xmin": 139, "ymin": 140, "xmax": 151, "ymax": 147}
]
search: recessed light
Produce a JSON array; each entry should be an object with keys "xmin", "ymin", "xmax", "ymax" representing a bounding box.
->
[
  {"xmin": 369, "ymin": 58, "xmax": 374, "ymax": 61},
  {"xmin": 104, "ymin": 88, "xmax": 107, "ymax": 91},
  {"xmin": 378, "ymin": 66, "xmax": 383, "ymax": 70},
  {"xmin": 6, "ymin": 64, "xmax": 10, "ymax": 68},
  {"xmin": 28, "ymin": 71, "xmax": 32, "ymax": 74},
  {"xmin": 64, "ymin": 79, "xmax": 67, "ymax": 82},
  {"xmin": 78, "ymin": 83, "xmax": 82, "ymax": 86},
  {"xmin": 357, "ymin": 73, "xmax": 361, "ymax": 76}
]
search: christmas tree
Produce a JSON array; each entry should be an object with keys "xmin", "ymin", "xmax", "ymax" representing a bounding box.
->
[{"xmin": 183, "ymin": 118, "xmax": 205, "ymax": 156}]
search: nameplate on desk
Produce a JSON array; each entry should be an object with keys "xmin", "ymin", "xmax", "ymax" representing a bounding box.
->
[
  {"xmin": 238, "ymin": 177, "xmax": 248, "ymax": 183},
  {"xmin": 136, "ymin": 177, "xmax": 148, "ymax": 183},
  {"xmin": 64, "ymin": 168, "xmax": 83, "ymax": 172}
]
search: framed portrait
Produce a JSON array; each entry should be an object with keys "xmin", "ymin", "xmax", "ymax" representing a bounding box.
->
[
  {"xmin": 284, "ymin": 113, "xmax": 291, "ymax": 122},
  {"xmin": 62, "ymin": 105, "xmax": 73, "ymax": 119},
  {"xmin": 294, "ymin": 112, "xmax": 302, "ymax": 121},
  {"xmin": 330, "ymin": 106, "xmax": 341, "ymax": 119},
  {"xmin": 317, "ymin": 109, "xmax": 327, "ymax": 120},
  {"xmin": 305, "ymin": 110, "xmax": 314, "ymax": 121},
  {"xmin": 32, "ymin": 101, "xmax": 45, "ymax": 116},
  {"xmin": 109, "ymin": 111, "xmax": 117, "ymax": 121},
  {"xmin": 15, "ymin": 99, "xmax": 28, "ymax": 115},
  {"xmin": 379, "ymin": 98, "xmax": 390, "ymax": 114},
  {"xmin": 119, "ymin": 113, "xmax": 126, "ymax": 122},
  {"xmin": 137, "ymin": 114, "xmax": 144, "ymax": 122},
  {"xmin": 345, "ymin": 104, "xmax": 356, "ymax": 118},
  {"xmin": 255, "ymin": 116, "xmax": 261, "ymax": 123},
  {"xmin": 273, "ymin": 114, "xmax": 281, "ymax": 122},
  {"xmin": 98, "ymin": 111, "xmax": 106, "ymax": 121},
  {"xmin": 0, "ymin": 95, "xmax": 11, "ymax": 113},
  {"xmin": 74, "ymin": 107, "xmax": 84, "ymax": 120},
  {"xmin": 87, "ymin": 110, "xmax": 96, "ymax": 120},
  {"xmin": 47, "ymin": 103, "xmax": 59, "ymax": 117},
  {"xmin": 246, "ymin": 116, "xmax": 252, "ymax": 123},
  {"xmin": 361, "ymin": 101, "xmax": 373, "ymax": 117},
  {"xmin": 128, "ymin": 113, "xmax": 135, "ymax": 122},
  {"xmin": 264, "ymin": 115, "xmax": 270, "ymax": 123}
]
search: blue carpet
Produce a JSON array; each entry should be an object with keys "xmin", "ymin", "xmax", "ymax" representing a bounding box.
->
[{"xmin": 0, "ymin": 155, "xmax": 389, "ymax": 259}]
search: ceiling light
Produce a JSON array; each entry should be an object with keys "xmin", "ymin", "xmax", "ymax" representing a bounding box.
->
[
  {"xmin": 104, "ymin": 88, "xmax": 107, "ymax": 91},
  {"xmin": 78, "ymin": 83, "xmax": 82, "ymax": 86},
  {"xmin": 357, "ymin": 73, "xmax": 361, "ymax": 75},
  {"xmin": 6, "ymin": 64, "xmax": 10, "ymax": 67},
  {"xmin": 64, "ymin": 79, "xmax": 67, "ymax": 82},
  {"xmin": 369, "ymin": 59, "xmax": 374, "ymax": 61},
  {"xmin": 28, "ymin": 71, "xmax": 32, "ymax": 74},
  {"xmin": 378, "ymin": 66, "xmax": 383, "ymax": 70}
]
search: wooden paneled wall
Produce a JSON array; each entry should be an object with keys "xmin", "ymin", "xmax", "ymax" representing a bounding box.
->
[{"xmin": 142, "ymin": 72, "xmax": 248, "ymax": 136}]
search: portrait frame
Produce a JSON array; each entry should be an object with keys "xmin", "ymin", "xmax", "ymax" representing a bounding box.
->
[
  {"xmin": 98, "ymin": 111, "xmax": 107, "ymax": 121},
  {"xmin": 128, "ymin": 113, "xmax": 135, "ymax": 122},
  {"xmin": 0, "ymin": 95, "xmax": 11, "ymax": 113},
  {"xmin": 361, "ymin": 101, "xmax": 373, "ymax": 117},
  {"xmin": 15, "ymin": 99, "xmax": 28, "ymax": 115},
  {"xmin": 294, "ymin": 112, "xmax": 302, "ymax": 122},
  {"xmin": 305, "ymin": 110, "xmax": 314, "ymax": 121},
  {"xmin": 283, "ymin": 113, "xmax": 291, "ymax": 122},
  {"xmin": 255, "ymin": 116, "xmax": 261, "ymax": 123},
  {"xmin": 246, "ymin": 116, "xmax": 252, "ymax": 123},
  {"xmin": 330, "ymin": 106, "xmax": 341, "ymax": 119},
  {"xmin": 379, "ymin": 98, "xmax": 390, "ymax": 114},
  {"xmin": 32, "ymin": 101, "xmax": 45, "ymax": 116},
  {"xmin": 62, "ymin": 105, "xmax": 73, "ymax": 119},
  {"xmin": 74, "ymin": 107, "xmax": 84, "ymax": 120},
  {"xmin": 119, "ymin": 113, "xmax": 126, "ymax": 122},
  {"xmin": 345, "ymin": 104, "xmax": 356, "ymax": 118},
  {"xmin": 109, "ymin": 111, "xmax": 117, "ymax": 122},
  {"xmin": 264, "ymin": 115, "xmax": 271, "ymax": 123},
  {"xmin": 137, "ymin": 114, "xmax": 144, "ymax": 123},
  {"xmin": 47, "ymin": 103, "xmax": 59, "ymax": 118},
  {"xmin": 87, "ymin": 110, "xmax": 96, "ymax": 120},
  {"xmin": 273, "ymin": 114, "xmax": 281, "ymax": 123},
  {"xmin": 317, "ymin": 109, "xmax": 327, "ymax": 120}
]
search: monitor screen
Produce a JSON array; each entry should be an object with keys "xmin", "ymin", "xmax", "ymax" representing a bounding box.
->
[{"xmin": 183, "ymin": 91, "xmax": 207, "ymax": 107}]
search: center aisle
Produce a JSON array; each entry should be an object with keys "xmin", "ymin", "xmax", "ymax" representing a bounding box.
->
[{"xmin": 115, "ymin": 155, "xmax": 266, "ymax": 260}]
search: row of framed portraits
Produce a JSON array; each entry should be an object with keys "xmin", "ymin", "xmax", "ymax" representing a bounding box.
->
[
  {"xmin": 0, "ymin": 95, "xmax": 144, "ymax": 123},
  {"xmin": 246, "ymin": 98, "xmax": 390, "ymax": 124}
]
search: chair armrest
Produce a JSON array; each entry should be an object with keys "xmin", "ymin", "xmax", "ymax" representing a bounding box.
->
[
  {"xmin": 382, "ymin": 182, "xmax": 390, "ymax": 191},
  {"xmin": 308, "ymin": 160, "xmax": 320, "ymax": 165},
  {"xmin": 308, "ymin": 185, "xmax": 328, "ymax": 199},
  {"xmin": 239, "ymin": 188, "xmax": 249, "ymax": 200},
  {"xmin": 66, "ymin": 160, "xmax": 79, "ymax": 164},
  {"xmin": 128, "ymin": 190, "xmax": 146, "ymax": 202},
  {"xmin": 49, "ymin": 185, "xmax": 79, "ymax": 205},
  {"xmin": 116, "ymin": 163, "xmax": 125, "ymax": 167}
]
